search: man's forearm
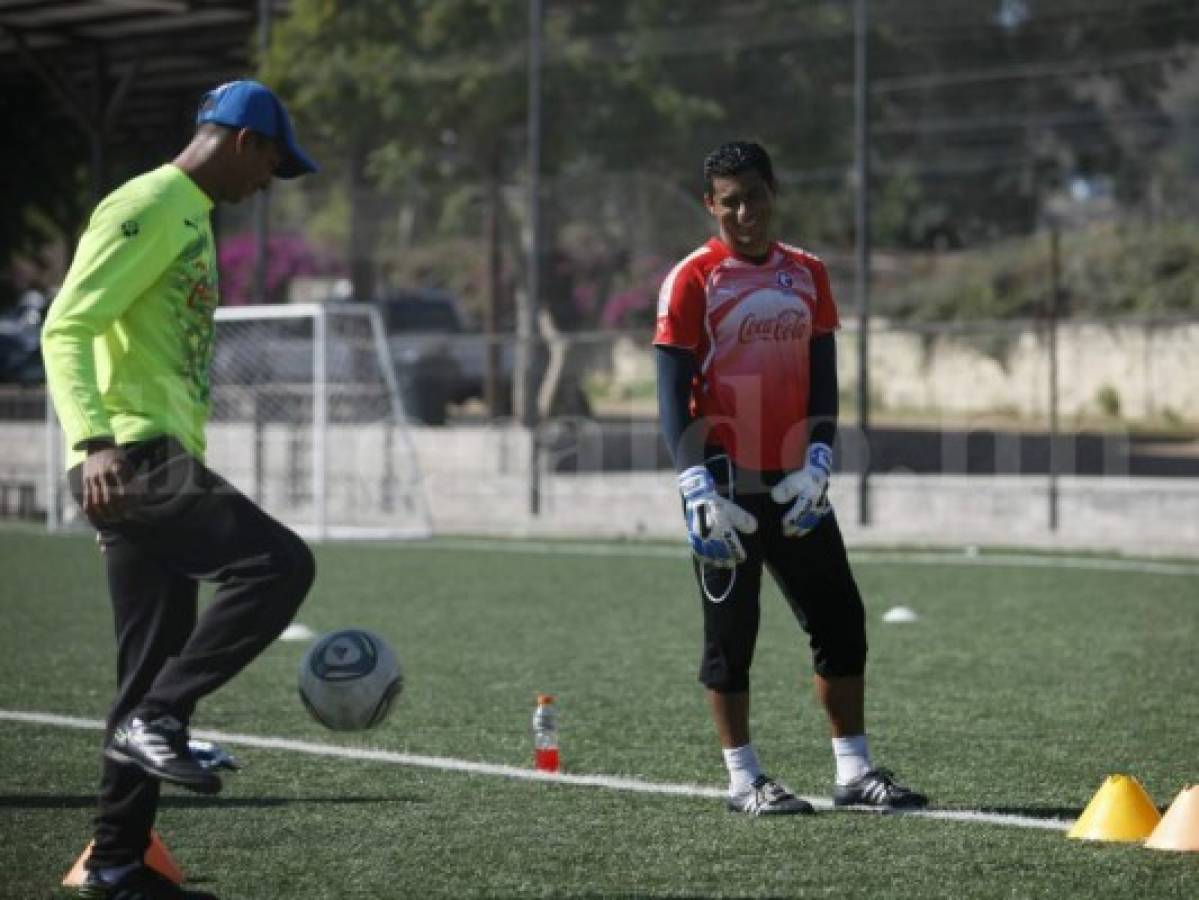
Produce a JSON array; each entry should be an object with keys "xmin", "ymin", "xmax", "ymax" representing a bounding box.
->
[
  {"xmin": 42, "ymin": 324, "xmax": 114, "ymax": 452},
  {"xmin": 808, "ymin": 333, "xmax": 838, "ymax": 450},
  {"xmin": 655, "ymin": 346, "xmax": 706, "ymax": 473}
]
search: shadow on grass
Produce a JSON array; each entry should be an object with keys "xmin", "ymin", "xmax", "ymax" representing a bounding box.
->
[
  {"xmin": 971, "ymin": 805, "xmax": 1084, "ymax": 819},
  {"xmin": 976, "ymin": 804, "xmax": 1173, "ymax": 818},
  {"xmin": 861, "ymin": 803, "xmax": 1168, "ymax": 820},
  {"xmin": 568, "ymin": 896, "xmax": 790, "ymax": 900},
  {"xmin": 978, "ymin": 805, "xmax": 1184, "ymax": 819},
  {"xmin": 0, "ymin": 793, "xmax": 425, "ymax": 810}
]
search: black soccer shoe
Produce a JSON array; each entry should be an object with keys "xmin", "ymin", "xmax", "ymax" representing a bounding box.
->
[
  {"xmin": 833, "ymin": 768, "xmax": 928, "ymax": 810},
  {"xmin": 105, "ymin": 716, "xmax": 221, "ymax": 795},
  {"xmin": 727, "ymin": 775, "xmax": 816, "ymax": 816},
  {"xmin": 77, "ymin": 864, "xmax": 218, "ymax": 899}
]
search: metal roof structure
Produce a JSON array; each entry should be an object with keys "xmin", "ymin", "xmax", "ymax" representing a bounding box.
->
[{"xmin": 0, "ymin": 1, "xmax": 288, "ymax": 194}]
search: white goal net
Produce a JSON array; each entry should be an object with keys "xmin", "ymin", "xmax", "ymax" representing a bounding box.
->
[{"xmin": 47, "ymin": 303, "xmax": 432, "ymax": 540}]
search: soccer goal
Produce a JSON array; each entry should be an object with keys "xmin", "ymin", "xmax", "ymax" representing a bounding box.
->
[{"xmin": 46, "ymin": 303, "xmax": 433, "ymax": 540}]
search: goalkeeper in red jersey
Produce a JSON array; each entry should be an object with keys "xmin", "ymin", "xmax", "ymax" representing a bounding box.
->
[{"xmin": 654, "ymin": 141, "xmax": 928, "ymax": 816}]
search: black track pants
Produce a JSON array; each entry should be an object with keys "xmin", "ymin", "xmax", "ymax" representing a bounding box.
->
[
  {"xmin": 69, "ymin": 437, "xmax": 315, "ymax": 868},
  {"xmin": 691, "ymin": 454, "xmax": 867, "ymax": 692}
]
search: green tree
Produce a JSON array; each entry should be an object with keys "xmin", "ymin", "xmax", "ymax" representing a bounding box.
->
[
  {"xmin": 867, "ymin": 0, "xmax": 1199, "ymax": 244},
  {"xmin": 0, "ymin": 83, "xmax": 89, "ymax": 302},
  {"xmin": 260, "ymin": 0, "xmax": 1199, "ymax": 324},
  {"xmin": 262, "ymin": 0, "xmax": 743, "ymax": 299}
]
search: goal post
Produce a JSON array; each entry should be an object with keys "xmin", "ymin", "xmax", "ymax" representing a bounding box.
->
[{"xmin": 46, "ymin": 303, "xmax": 433, "ymax": 540}]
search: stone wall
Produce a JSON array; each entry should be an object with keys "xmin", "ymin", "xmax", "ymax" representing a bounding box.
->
[
  {"xmin": 9, "ymin": 313, "xmax": 1199, "ymax": 559},
  {"xmin": 611, "ymin": 321, "xmax": 1199, "ymax": 420},
  {"xmin": 12, "ymin": 422, "xmax": 1196, "ymax": 555}
]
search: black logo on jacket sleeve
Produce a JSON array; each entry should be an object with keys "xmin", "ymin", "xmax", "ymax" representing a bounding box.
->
[{"xmin": 121, "ymin": 220, "xmax": 140, "ymax": 238}]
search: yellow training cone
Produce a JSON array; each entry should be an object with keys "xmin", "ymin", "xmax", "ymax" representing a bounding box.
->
[
  {"xmin": 1067, "ymin": 774, "xmax": 1161, "ymax": 843},
  {"xmin": 1145, "ymin": 786, "xmax": 1199, "ymax": 852}
]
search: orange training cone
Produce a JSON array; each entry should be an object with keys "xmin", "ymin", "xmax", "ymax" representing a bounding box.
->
[
  {"xmin": 62, "ymin": 831, "xmax": 184, "ymax": 887},
  {"xmin": 1067, "ymin": 774, "xmax": 1161, "ymax": 843},
  {"xmin": 1145, "ymin": 785, "xmax": 1199, "ymax": 852}
]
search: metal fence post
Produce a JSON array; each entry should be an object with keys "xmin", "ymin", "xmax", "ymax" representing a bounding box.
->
[{"xmin": 854, "ymin": 0, "xmax": 873, "ymax": 526}]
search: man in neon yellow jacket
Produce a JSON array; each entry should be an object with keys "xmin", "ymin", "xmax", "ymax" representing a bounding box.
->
[{"xmin": 43, "ymin": 80, "xmax": 318, "ymax": 900}]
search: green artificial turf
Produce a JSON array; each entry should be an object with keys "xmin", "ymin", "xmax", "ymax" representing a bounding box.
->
[{"xmin": 0, "ymin": 529, "xmax": 1195, "ymax": 898}]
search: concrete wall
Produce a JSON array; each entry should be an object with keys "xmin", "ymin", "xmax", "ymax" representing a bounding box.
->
[
  {"xmin": 405, "ymin": 432, "xmax": 1199, "ymax": 555},
  {"xmin": 611, "ymin": 321, "xmax": 1199, "ymax": 420},
  {"xmin": 8, "ymin": 422, "xmax": 1198, "ymax": 556},
  {"xmin": 841, "ymin": 322, "xmax": 1199, "ymax": 420}
]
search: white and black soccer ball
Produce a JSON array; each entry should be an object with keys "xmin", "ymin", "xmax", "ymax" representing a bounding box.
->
[{"xmin": 298, "ymin": 629, "xmax": 403, "ymax": 731}]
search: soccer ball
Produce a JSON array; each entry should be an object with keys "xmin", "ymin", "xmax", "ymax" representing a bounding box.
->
[{"xmin": 298, "ymin": 629, "xmax": 403, "ymax": 731}]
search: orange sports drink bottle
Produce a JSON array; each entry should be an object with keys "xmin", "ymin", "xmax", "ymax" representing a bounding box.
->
[{"xmin": 532, "ymin": 693, "xmax": 560, "ymax": 772}]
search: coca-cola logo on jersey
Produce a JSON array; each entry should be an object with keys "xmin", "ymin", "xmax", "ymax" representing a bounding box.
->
[{"xmin": 737, "ymin": 308, "xmax": 807, "ymax": 343}]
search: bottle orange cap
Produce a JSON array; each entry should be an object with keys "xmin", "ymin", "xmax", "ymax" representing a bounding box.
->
[{"xmin": 537, "ymin": 693, "xmax": 555, "ymax": 705}]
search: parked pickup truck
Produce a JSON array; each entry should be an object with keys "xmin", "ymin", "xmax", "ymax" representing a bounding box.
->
[
  {"xmin": 378, "ymin": 289, "xmax": 514, "ymax": 425},
  {"xmin": 208, "ymin": 290, "xmax": 514, "ymax": 426}
]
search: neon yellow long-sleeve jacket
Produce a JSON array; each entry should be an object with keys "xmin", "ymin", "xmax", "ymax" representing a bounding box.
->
[{"xmin": 42, "ymin": 164, "xmax": 218, "ymax": 468}]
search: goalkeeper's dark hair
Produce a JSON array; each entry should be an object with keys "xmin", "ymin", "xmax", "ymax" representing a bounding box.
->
[{"xmin": 703, "ymin": 141, "xmax": 777, "ymax": 197}]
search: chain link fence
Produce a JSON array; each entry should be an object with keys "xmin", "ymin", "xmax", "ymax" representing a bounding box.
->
[
  {"xmin": 206, "ymin": 304, "xmax": 432, "ymax": 538},
  {"xmin": 8, "ymin": 3, "xmax": 1199, "ymax": 549},
  {"xmin": 10, "ymin": 312, "xmax": 1199, "ymax": 548}
]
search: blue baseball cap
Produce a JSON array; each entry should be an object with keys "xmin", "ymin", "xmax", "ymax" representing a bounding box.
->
[{"xmin": 196, "ymin": 80, "xmax": 318, "ymax": 179}]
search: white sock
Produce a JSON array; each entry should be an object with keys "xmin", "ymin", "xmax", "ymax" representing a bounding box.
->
[
  {"xmin": 96, "ymin": 861, "xmax": 140, "ymax": 885},
  {"xmin": 722, "ymin": 744, "xmax": 763, "ymax": 794},
  {"xmin": 832, "ymin": 734, "xmax": 872, "ymax": 785}
]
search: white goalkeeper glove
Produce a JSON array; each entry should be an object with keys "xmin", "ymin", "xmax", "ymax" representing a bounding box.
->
[
  {"xmin": 678, "ymin": 465, "xmax": 758, "ymax": 568},
  {"xmin": 770, "ymin": 442, "xmax": 833, "ymax": 538}
]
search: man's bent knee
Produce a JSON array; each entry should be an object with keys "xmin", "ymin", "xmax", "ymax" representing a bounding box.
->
[
  {"xmin": 699, "ymin": 655, "xmax": 751, "ymax": 693},
  {"xmin": 813, "ymin": 639, "xmax": 867, "ymax": 678},
  {"xmin": 261, "ymin": 532, "xmax": 315, "ymax": 631},
  {"xmin": 289, "ymin": 539, "xmax": 316, "ymax": 597}
]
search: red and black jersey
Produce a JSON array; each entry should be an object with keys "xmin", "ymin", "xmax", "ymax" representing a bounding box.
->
[{"xmin": 653, "ymin": 237, "xmax": 840, "ymax": 471}]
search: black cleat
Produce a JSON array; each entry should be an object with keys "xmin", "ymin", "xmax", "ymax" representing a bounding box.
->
[
  {"xmin": 105, "ymin": 716, "xmax": 221, "ymax": 795},
  {"xmin": 834, "ymin": 768, "xmax": 928, "ymax": 810},
  {"xmin": 727, "ymin": 775, "xmax": 816, "ymax": 816},
  {"xmin": 77, "ymin": 864, "xmax": 218, "ymax": 899}
]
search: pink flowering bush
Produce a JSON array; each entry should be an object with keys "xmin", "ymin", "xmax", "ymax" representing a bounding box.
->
[
  {"xmin": 600, "ymin": 255, "xmax": 670, "ymax": 329},
  {"xmin": 218, "ymin": 233, "xmax": 341, "ymax": 306}
]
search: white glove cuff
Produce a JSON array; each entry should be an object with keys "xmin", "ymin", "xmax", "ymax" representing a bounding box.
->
[
  {"xmin": 678, "ymin": 466, "xmax": 714, "ymax": 499},
  {"xmin": 807, "ymin": 442, "xmax": 833, "ymax": 475}
]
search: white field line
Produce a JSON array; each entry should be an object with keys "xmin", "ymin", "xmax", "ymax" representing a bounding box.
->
[
  {"xmin": 397, "ymin": 538, "xmax": 1199, "ymax": 578},
  {"xmin": 0, "ymin": 709, "xmax": 1070, "ymax": 833}
]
